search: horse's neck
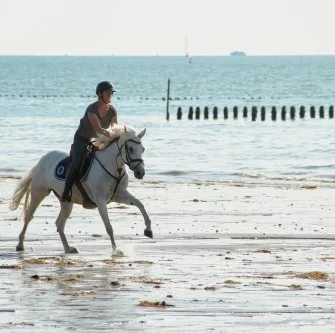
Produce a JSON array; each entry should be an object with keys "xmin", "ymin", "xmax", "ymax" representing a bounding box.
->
[{"xmin": 95, "ymin": 142, "xmax": 124, "ymax": 170}]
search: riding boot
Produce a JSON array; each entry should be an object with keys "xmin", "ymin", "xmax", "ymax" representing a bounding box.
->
[
  {"xmin": 61, "ymin": 131, "xmax": 88, "ymax": 202},
  {"xmin": 61, "ymin": 166, "xmax": 78, "ymax": 202}
]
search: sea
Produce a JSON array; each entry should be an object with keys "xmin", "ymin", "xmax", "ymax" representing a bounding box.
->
[{"xmin": 0, "ymin": 55, "xmax": 334, "ymax": 186}]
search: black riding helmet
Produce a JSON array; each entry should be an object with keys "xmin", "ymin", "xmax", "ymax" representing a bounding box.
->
[{"xmin": 96, "ymin": 81, "xmax": 116, "ymax": 95}]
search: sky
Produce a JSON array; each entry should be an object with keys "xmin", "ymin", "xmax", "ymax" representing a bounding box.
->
[{"xmin": 0, "ymin": 0, "xmax": 334, "ymax": 56}]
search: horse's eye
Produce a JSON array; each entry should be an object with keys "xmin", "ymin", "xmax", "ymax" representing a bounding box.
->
[{"xmin": 129, "ymin": 147, "xmax": 133, "ymax": 153}]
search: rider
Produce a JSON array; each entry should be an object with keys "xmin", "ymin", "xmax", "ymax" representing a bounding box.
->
[{"xmin": 61, "ymin": 81, "xmax": 118, "ymax": 202}]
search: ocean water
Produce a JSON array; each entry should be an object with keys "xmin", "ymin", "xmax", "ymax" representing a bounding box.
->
[{"xmin": 0, "ymin": 55, "xmax": 334, "ymax": 185}]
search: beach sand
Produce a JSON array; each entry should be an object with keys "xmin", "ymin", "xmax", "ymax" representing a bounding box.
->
[{"xmin": 0, "ymin": 177, "xmax": 334, "ymax": 332}]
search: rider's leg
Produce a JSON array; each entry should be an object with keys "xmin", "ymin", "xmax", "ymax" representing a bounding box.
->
[{"xmin": 61, "ymin": 133, "xmax": 88, "ymax": 202}]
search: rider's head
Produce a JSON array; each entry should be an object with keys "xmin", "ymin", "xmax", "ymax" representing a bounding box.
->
[{"xmin": 96, "ymin": 81, "xmax": 116, "ymax": 104}]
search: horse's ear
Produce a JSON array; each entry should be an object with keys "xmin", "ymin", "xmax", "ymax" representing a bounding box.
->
[
  {"xmin": 137, "ymin": 128, "xmax": 146, "ymax": 139},
  {"xmin": 124, "ymin": 125, "xmax": 128, "ymax": 133}
]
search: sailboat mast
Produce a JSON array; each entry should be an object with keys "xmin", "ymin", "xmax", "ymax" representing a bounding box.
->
[{"xmin": 185, "ymin": 37, "xmax": 189, "ymax": 57}]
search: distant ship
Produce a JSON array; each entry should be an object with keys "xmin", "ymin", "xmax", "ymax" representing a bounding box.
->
[{"xmin": 230, "ymin": 51, "xmax": 246, "ymax": 56}]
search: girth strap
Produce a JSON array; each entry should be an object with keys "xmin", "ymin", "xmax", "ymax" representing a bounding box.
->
[{"xmin": 75, "ymin": 180, "xmax": 97, "ymax": 209}]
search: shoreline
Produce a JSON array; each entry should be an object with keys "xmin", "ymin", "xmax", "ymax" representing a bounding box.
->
[{"xmin": 1, "ymin": 173, "xmax": 335, "ymax": 187}]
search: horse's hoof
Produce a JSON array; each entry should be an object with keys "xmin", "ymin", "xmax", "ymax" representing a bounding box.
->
[
  {"xmin": 66, "ymin": 247, "xmax": 79, "ymax": 254},
  {"xmin": 144, "ymin": 229, "xmax": 153, "ymax": 238},
  {"xmin": 16, "ymin": 245, "xmax": 24, "ymax": 252},
  {"xmin": 112, "ymin": 249, "xmax": 124, "ymax": 257}
]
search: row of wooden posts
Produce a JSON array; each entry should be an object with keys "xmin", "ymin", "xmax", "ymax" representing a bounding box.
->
[{"xmin": 176, "ymin": 105, "xmax": 335, "ymax": 120}]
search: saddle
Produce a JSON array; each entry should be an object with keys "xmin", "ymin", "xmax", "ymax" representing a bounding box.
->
[{"xmin": 54, "ymin": 144, "xmax": 97, "ymax": 209}]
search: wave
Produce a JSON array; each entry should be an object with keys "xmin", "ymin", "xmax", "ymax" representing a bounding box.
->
[
  {"xmin": 234, "ymin": 172, "xmax": 335, "ymax": 184},
  {"xmin": 0, "ymin": 174, "xmax": 21, "ymax": 179},
  {"xmin": 157, "ymin": 170, "xmax": 189, "ymax": 176},
  {"xmin": 296, "ymin": 164, "xmax": 335, "ymax": 170},
  {"xmin": 0, "ymin": 168, "xmax": 17, "ymax": 172},
  {"xmin": 0, "ymin": 168, "xmax": 22, "ymax": 179}
]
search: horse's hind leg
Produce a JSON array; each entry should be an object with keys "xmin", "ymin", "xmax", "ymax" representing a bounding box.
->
[
  {"xmin": 115, "ymin": 190, "xmax": 153, "ymax": 238},
  {"xmin": 55, "ymin": 202, "xmax": 78, "ymax": 253},
  {"xmin": 17, "ymin": 188, "xmax": 49, "ymax": 251}
]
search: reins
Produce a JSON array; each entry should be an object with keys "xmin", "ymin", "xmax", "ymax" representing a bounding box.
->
[{"xmin": 93, "ymin": 136, "xmax": 144, "ymax": 202}]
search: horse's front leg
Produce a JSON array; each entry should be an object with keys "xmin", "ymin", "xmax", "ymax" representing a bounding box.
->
[
  {"xmin": 115, "ymin": 190, "xmax": 153, "ymax": 238},
  {"xmin": 96, "ymin": 200, "xmax": 124, "ymax": 256}
]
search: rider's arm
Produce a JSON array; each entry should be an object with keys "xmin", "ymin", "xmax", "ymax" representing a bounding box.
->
[
  {"xmin": 87, "ymin": 112, "xmax": 113, "ymax": 138},
  {"xmin": 111, "ymin": 114, "xmax": 118, "ymax": 125}
]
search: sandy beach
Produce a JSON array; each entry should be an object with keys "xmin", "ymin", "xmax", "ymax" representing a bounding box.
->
[{"xmin": 0, "ymin": 177, "xmax": 334, "ymax": 332}]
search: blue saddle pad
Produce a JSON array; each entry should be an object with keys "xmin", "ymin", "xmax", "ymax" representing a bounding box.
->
[
  {"xmin": 54, "ymin": 157, "xmax": 71, "ymax": 181},
  {"xmin": 54, "ymin": 149, "xmax": 95, "ymax": 182}
]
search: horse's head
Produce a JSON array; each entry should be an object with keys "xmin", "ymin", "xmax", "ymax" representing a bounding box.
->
[{"xmin": 118, "ymin": 126, "xmax": 146, "ymax": 179}]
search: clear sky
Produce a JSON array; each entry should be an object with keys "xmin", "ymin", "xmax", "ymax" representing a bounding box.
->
[{"xmin": 0, "ymin": 0, "xmax": 334, "ymax": 56}]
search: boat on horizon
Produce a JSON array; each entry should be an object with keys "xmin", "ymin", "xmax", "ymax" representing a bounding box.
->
[{"xmin": 230, "ymin": 51, "xmax": 246, "ymax": 56}]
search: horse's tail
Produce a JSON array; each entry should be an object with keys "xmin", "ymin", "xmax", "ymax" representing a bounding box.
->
[{"xmin": 8, "ymin": 167, "xmax": 35, "ymax": 212}]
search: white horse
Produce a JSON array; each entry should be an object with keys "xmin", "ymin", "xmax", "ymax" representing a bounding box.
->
[{"xmin": 9, "ymin": 124, "xmax": 152, "ymax": 256}]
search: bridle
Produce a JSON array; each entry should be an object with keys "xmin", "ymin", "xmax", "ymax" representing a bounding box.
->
[
  {"xmin": 93, "ymin": 136, "xmax": 144, "ymax": 201},
  {"xmin": 117, "ymin": 138, "xmax": 144, "ymax": 171}
]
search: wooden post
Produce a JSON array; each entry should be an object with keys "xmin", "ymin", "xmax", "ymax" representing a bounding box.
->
[
  {"xmin": 195, "ymin": 106, "xmax": 201, "ymax": 119},
  {"xmin": 177, "ymin": 107, "xmax": 182, "ymax": 120},
  {"xmin": 290, "ymin": 106, "xmax": 296, "ymax": 120},
  {"xmin": 204, "ymin": 106, "xmax": 209, "ymax": 119},
  {"xmin": 233, "ymin": 106, "xmax": 238, "ymax": 119},
  {"xmin": 319, "ymin": 105, "xmax": 325, "ymax": 118},
  {"xmin": 261, "ymin": 106, "xmax": 266, "ymax": 121},
  {"xmin": 188, "ymin": 106, "xmax": 194, "ymax": 120},
  {"xmin": 281, "ymin": 106, "xmax": 286, "ymax": 121},
  {"xmin": 299, "ymin": 105, "xmax": 305, "ymax": 118},
  {"xmin": 213, "ymin": 106, "xmax": 218, "ymax": 119},
  {"xmin": 243, "ymin": 106, "xmax": 248, "ymax": 118},
  {"xmin": 166, "ymin": 79, "xmax": 170, "ymax": 120},
  {"xmin": 271, "ymin": 106, "xmax": 277, "ymax": 121},
  {"xmin": 251, "ymin": 106, "xmax": 257, "ymax": 121},
  {"xmin": 223, "ymin": 106, "xmax": 228, "ymax": 119}
]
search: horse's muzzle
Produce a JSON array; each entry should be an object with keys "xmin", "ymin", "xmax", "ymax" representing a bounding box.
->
[{"xmin": 134, "ymin": 164, "xmax": 145, "ymax": 180}]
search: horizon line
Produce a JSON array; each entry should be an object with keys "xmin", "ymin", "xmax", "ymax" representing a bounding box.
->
[{"xmin": 0, "ymin": 53, "xmax": 335, "ymax": 57}]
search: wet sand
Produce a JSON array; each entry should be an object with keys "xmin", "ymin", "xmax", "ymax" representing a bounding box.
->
[{"xmin": 0, "ymin": 177, "xmax": 335, "ymax": 332}]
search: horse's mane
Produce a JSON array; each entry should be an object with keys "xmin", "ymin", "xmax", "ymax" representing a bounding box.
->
[{"xmin": 93, "ymin": 124, "xmax": 137, "ymax": 150}]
